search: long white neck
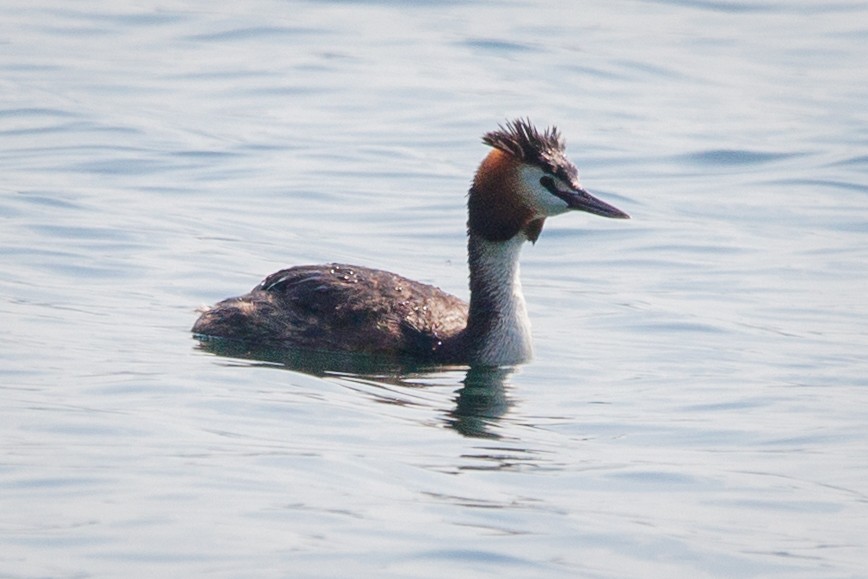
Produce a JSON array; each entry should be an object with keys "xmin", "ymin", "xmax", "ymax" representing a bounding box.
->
[{"xmin": 465, "ymin": 231, "xmax": 533, "ymax": 366}]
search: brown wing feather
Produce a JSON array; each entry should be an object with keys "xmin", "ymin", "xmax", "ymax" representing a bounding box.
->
[{"xmin": 193, "ymin": 263, "xmax": 469, "ymax": 359}]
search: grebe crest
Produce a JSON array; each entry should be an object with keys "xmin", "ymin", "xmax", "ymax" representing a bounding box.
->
[{"xmin": 193, "ymin": 118, "xmax": 629, "ymax": 366}]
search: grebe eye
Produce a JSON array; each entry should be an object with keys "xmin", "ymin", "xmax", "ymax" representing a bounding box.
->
[{"xmin": 539, "ymin": 176, "xmax": 555, "ymax": 189}]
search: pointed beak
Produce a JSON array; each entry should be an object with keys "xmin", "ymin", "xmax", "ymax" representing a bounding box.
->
[
  {"xmin": 562, "ymin": 186, "xmax": 630, "ymax": 219},
  {"xmin": 542, "ymin": 175, "xmax": 630, "ymax": 219},
  {"xmin": 567, "ymin": 187, "xmax": 630, "ymax": 219}
]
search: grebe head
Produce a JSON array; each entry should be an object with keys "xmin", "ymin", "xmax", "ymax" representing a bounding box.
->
[{"xmin": 468, "ymin": 118, "xmax": 629, "ymax": 243}]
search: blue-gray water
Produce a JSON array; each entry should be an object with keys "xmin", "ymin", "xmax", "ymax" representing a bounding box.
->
[{"xmin": 2, "ymin": 1, "xmax": 867, "ymax": 577}]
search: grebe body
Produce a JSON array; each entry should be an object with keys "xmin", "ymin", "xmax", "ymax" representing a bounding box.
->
[{"xmin": 193, "ymin": 119, "xmax": 628, "ymax": 365}]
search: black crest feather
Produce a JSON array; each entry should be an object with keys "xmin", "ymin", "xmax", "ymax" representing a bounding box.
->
[{"xmin": 482, "ymin": 118, "xmax": 571, "ymax": 177}]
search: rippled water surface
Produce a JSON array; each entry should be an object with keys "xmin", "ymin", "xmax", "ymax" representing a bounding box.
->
[{"xmin": 2, "ymin": 1, "xmax": 867, "ymax": 577}]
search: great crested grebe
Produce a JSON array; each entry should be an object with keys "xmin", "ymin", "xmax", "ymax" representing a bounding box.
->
[{"xmin": 193, "ymin": 119, "xmax": 629, "ymax": 365}]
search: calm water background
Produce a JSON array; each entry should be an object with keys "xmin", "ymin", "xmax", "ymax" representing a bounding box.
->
[{"xmin": 2, "ymin": 0, "xmax": 867, "ymax": 577}]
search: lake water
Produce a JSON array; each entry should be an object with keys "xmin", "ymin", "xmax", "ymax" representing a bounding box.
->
[{"xmin": 2, "ymin": 0, "xmax": 867, "ymax": 577}]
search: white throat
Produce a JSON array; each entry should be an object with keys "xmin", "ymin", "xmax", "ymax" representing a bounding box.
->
[{"xmin": 466, "ymin": 232, "xmax": 533, "ymax": 365}]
